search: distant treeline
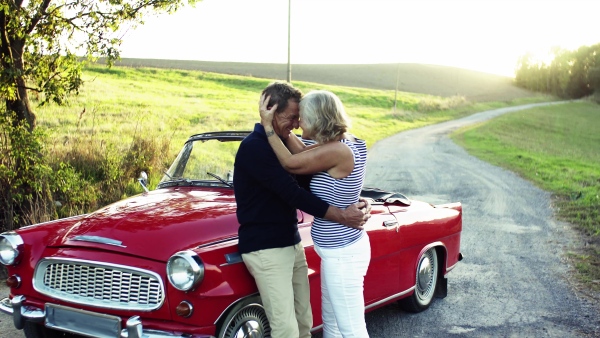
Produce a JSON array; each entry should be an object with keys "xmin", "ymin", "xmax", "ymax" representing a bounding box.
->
[{"xmin": 514, "ymin": 43, "xmax": 600, "ymax": 100}]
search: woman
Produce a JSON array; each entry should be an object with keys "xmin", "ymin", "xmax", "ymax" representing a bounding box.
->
[{"xmin": 260, "ymin": 90, "xmax": 370, "ymax": 338}]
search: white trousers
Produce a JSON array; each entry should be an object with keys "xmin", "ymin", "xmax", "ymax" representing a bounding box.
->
[{"xmin": 315, "ymin": 234, "xmax": 371, "ymax": 338}]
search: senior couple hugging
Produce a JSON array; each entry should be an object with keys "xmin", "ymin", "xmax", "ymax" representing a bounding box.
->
[{"xmin": 234, "ymin": 81, "xmax": 371, "ymax": 338}]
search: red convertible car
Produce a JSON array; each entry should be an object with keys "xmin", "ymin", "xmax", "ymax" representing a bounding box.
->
[{"xmin": 0, "ymin": 131, "xmax": 462, "ymax": 338}]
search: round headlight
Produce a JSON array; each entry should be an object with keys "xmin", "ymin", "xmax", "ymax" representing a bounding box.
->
[
  {"xmin": 166, "ymin": 250, "xmax": 204, "ymax": 291},
  {"xmin": 0, "ymin": 232, "xmax": 24, "ymax": 266}
]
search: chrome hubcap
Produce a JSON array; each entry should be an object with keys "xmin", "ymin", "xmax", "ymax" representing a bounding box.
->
[
  {"xmin": 234, "ymin": 320, "xmax": 260, "ymax": 338},
  {"xmin": 417, "ymin": 256, "xmax": 432, "ymax": 292}
]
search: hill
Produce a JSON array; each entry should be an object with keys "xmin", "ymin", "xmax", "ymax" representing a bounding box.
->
[{"xmin": 112, "ymin": 58, "xmax": 536, "ymax": 103}]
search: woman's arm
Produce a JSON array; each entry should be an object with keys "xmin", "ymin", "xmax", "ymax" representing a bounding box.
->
[
  {"xmin": 260, "ymin": 94, "xmax": 354, "ymax": 178},
  {"xmin": 266, "ymin": 127, "xmax": 353, "ymax": 178},
  {"xmin": 283, "ymin": 133, "xmax": 308, "ymax": 154}
]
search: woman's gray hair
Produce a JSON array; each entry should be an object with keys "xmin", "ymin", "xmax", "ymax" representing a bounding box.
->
[{"xmin": 300, "ymin": 90, "xmax": 351, "ymax": 144}]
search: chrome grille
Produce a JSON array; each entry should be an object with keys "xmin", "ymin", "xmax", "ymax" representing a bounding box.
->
[{"xmin": 33, "ymin": 258, "xmax": 164, "ymax": 311}]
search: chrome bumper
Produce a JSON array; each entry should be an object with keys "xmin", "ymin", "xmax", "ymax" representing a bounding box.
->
[{"xmin": 1, "ymin": 296, "xmax": 215, "ymax": 338}]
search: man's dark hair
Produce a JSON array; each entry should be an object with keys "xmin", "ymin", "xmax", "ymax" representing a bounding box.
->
[{"xmin": 261, "ymin": 82, "xmax": 303, "ymax": 114}]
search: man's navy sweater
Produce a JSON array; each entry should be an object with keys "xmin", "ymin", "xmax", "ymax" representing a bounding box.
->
[{"xmin": 233, "ymin": 123, "xmax": 329, "ymax": 254}]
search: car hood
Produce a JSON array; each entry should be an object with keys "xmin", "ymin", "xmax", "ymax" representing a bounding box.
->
[{"xmin": 51, "ymin": 187, "xmax": 238, "ymax": 261}]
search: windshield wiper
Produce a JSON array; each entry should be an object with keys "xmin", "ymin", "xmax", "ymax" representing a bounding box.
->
[{"xmin": 207, "ymin": 172, "xmax": 233, "ymax": 188}]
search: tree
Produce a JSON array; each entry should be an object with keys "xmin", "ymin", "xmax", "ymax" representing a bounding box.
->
[
  {"xmin": 515, "ymin": 43, "xmax": 600, "ymax": 100},
  {"xmin": 0, "ymin": 0, "xmax": 199, "ymax": 229},
  {"xmin": 548, "ymin": 47, "xmax": 571, "ymax": 98},
  {"xmin": 0, "ymin": 0, "xmax": 199, "ymax": 132}
]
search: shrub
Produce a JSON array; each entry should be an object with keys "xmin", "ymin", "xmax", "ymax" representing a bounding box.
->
[
  {"xmin": 50, "ymin": 162, "xmax": 98, "ymax": 218},
  {"xmin": 0, "ymin": 111, "xmax": 55, "ymax": 232},
  {"xmin": 1, "ymin": 108, "xmax": 174, "ymax": 232},
  {"xmin": 417, "ymin": 95, "xmax": 468, "ymax": 113}
]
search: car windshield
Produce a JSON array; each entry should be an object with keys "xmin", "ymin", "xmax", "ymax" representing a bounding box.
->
[{"xmin": 158, "ymin": 134, "xmax": 243, "ymax": 188}]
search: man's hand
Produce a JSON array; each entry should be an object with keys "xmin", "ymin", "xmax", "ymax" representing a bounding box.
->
[
  {"xmin": 358, "ymin": 197, "xmax": 372, "ymax": 215},
  {"xmin": 325, "ymin": 199, "xmax": 372, "ymax": 230},
  {"xmin": 344, "ymin": 199, "xmax": 372, "ymax": 230}
]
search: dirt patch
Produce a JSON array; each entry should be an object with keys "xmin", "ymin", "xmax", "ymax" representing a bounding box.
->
[{"xmin": 112, "ymin": 59, "xmax": 537, "ymax": 103}]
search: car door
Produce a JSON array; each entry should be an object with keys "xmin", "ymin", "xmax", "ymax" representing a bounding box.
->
[{"xmin": 362, "ymin": 203, "xmax": 405, "ymax": 304}]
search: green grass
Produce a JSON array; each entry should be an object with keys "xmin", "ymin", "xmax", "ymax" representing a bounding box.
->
[
  {"xmin": 37, "ymin": 64, "xmax": 551, "ymax": 152},
  {"xmin": 451, "ymin": 100, "xmax": 600, "ymax": 288}
]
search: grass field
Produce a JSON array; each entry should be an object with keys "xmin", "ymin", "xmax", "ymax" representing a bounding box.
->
[
  {"xmin": 451, "ymin": 100, "xmax": 600, "ymax": 288},
  {"xmin": 113, "ymin": 58, "xmax": 538, "ymax": 102},
  {"xmin": 38, "ymin": 62, "xmax": 551, "ymax": 162}
]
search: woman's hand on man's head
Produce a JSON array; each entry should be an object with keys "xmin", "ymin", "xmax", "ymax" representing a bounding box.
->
[{"xmin": 259, "ymin": 94, "xmax": 277, "ymax": 127}]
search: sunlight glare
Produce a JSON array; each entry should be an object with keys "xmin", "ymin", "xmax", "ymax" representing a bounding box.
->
[{"xmin": 119, "ymin": 0, "xmax": 600, "ymax": 78}]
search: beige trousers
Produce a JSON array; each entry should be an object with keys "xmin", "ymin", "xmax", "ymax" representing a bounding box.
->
[{"xmin": 242, "ymin": 243, "xmax": 312, "ymax": 338}]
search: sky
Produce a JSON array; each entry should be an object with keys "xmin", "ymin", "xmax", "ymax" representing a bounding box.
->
[{"xmin": 119, "ymin": 0, "xmax": 600, "ymax": 77}]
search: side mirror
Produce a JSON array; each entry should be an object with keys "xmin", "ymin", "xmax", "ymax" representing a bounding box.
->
[{"xmin": 138, "ymin": 171, "xmax": 149, "ymax": 193}]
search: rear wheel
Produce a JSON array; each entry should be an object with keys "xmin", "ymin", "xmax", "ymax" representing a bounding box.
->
[
  {"xmin": 399, "ymin": 247, "xmax": 438, "ymax": 313},
  {"xmin": 217, "ymin": 295, "xmax": 271, "ymax": 338}
]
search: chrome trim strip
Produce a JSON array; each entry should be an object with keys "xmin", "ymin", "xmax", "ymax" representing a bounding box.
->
[
  {"xmin": 213, "ymin": 293, "xmax": 260, "ymax": 326},
  {"xmin": 195, "ymin": 236, "xmax": 238, "ymax": 249},
  {"xmin": 72, "ymin": 235, "xmax": 125, "ymax": 247},
  {"xmin": 33, "ymin": 257, "xmax": 165, "ymax": 311},
  {"xmin": 310, "ymin": 324, "xmax": 324, "ymax": 333},
  {"xmin": 446, "ymin": 262, "xmax": 459, "ymax": 274},
  {"xmin": 364, "ymin": 286, "xmax": 415, "ymax": 310}
]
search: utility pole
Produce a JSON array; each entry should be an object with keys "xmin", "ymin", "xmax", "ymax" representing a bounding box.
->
[{"xmin": 287, "ymin": 0, "xmax": 292, "ymax": 83}]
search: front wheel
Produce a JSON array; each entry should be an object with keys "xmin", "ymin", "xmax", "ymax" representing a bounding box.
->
[
  {"xmin": 217, "ymin": 295, "xmax": 271, "ymax": 338},
  {"xmin": 399, "ymin": 247, "xmax": 438, "ymax": 313}
]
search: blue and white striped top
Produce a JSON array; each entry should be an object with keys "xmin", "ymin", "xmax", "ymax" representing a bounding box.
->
[{"xmin": 309, "ymin": 137, "xmax": 367, "ymax": 248}]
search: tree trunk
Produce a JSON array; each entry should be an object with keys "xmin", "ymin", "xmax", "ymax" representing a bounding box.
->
[
  {"xmin": 0, "ymin": 34, "xmax": 40, "ymax": 228},
  {"xmin": 3, "ymin": 38, "xmax": 36, "ymax": 131},
  {"xmin": 7, "ymin": 79, "xmax": 35, "ymax": 131}
]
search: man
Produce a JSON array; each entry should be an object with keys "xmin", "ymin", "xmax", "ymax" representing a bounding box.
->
[{"xmin": 233, "ymin": 81, "xmax": 370, "ymax": 338}]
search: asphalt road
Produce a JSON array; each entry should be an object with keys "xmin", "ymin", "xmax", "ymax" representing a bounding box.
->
[
  {"xmin": 350, "ymin": 102, "xmax": 599, "ymax": 337},
  {"xmin": 1, "ymin": 102, "xmax": 599, "ymax": 337}
]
